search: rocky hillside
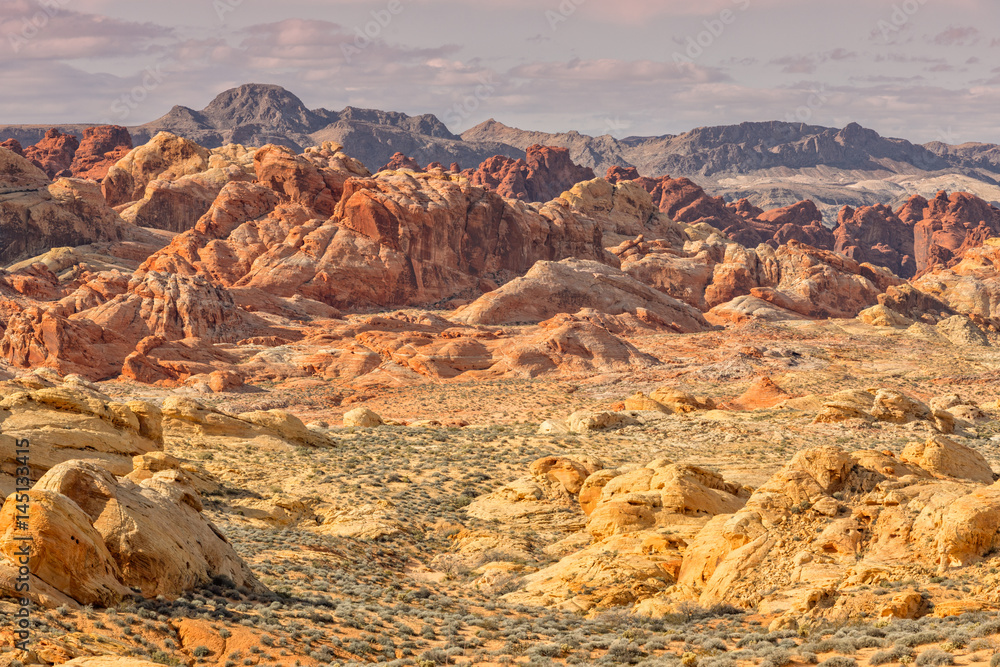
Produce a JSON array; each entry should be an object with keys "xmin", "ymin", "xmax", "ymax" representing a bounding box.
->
[
  {"xmin": 464, "ymin": 119, "xmax": 1000, "ymax": 221},
  {"xmin": 4, "ymin": 84, "xmax": 1000, "ymax": 220}
]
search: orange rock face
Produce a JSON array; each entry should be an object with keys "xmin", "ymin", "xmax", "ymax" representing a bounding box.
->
[
  {"xmin": 0, "ymin": 150, "xmax": 127, "ymax": 265},
  {"xmin": 0, "ymin": 138, "xmax": 24, "ymax": 157},
  {"xmin": 6, "ymin": 129, "xmax": 997, "ymax": 392},
  {"xmin": 24, "ymin": 128, "xmax": 79, "ymax": 179},
  {"xmin": 379, "ymin": 152, "xmax": 423, "ymax": 172},
  {"xmin": 0, "ymin": 306, "xmax": 131, "ymax": 380},
  {"xmin": 730, "ymin": 376, "xmax": 792, "ymax": 410},
  {"xmin": 69, "ymin": 125, "xmax": 133, "ymax": 180},
  {"xmin": 834, "ymin": 190, "xmax": 1000, "ymax": 279},
  {"xmin": 467, "ymin": 144, "xmax": 595, "ymax": 202}
]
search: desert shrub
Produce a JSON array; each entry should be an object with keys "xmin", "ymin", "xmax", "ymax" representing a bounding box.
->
[
  {"xmin": 735, "ymin": 633, "xmax": 768, "ymax": 648},
  {"xmin": 915, "ymin": 649, "xmax": 955, "ymax": 667},
  {"xmin": 853, "ymin": 635, "xmax": 888, "ymax": 649},
  {"xmin": 528, "ymin": 643, "xmax": 563, "ymax": 658},
  {"xmin": 757, "ymin": 646, "xmax": 791, "ymax": 667},
  {"xmin": 818, "ymin": 658, "xmax": 857, "ymax": 667},
  {"xmin": 895, "ymin": 632, "xmax": 943, "ymax": 648},
  {"xmin": 604, "ymin": 639, "xmax": 647, "ymax": 665},
  {"xmin": 870, "ymin": 646, "xmax": 915, "ymax": 665},
  {"xmin": 700, "ymin": 658, "xmax": 737, "ymax": 667},
  {"xmin": 702, "ymin": 638, "xmax": 727, "ymax": 651},
  {"xmin": 810, "ymin": 639, "xmax": 856, "ymax": 654},
  {"xmin": 418, "ymin": 649, "xmax": 449, "ymax": 665},
  {"xmin": 990, "ymin": 654, "xmax": 1000, "ymax": 667}
]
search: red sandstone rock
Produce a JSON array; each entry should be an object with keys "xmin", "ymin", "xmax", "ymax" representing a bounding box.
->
[
  {"xmin": 452, "ymin": 258, "xmax": 712, "ymax": 333},
  {"xmin": 752, "ymin": 200, "xmax": 834, "ymax": 249},
  {"xmin": 635, "ymin": 176, "xmax": 741, "ymax": 232},
  {"xmin": 69, "ymin": 125, "xmax": 133, "ymax": 181},
  {"xmin": 911, "ymin": 191, "xmax": 1000, "ymax": 275},
  {"xmin": 253, "ymin": 144, "xmax": 339, "ymax": 216},
  {"xmin": 0, "ymin": 152, "xmax": 126, "ymax": 265},
  {"xmin": 834, "ymin": 204, "xmax": 915, "ymax": 278},
  {"xmin": 379, "ymin": 152, "xmax": 423, "ymax": 172},
  {"xmin": 605, "ymin": 166, "xmax": 640, "ymax": 183},
  {"xmin": 0, "ymin": 139, "xmax": 24, "ymax": 157},
  {"xmin": 24, "ymin": 129, "xmax": 79, "ymax": 179},
  {"xmin": 86, "ymin": 272, "xmax": 263, "ymax": 344},
  {"xmin": 0, "ymin": 306, "xmax": 130, "ymax": 380},
  {"xmin": 102, "ymin": 132, "xmax": 212, "ymax": 207},
  {"xmin": 833, "ymin": 191, "xmax": 1000, "ymax": 279},
  {"xmin": 468, "ymin": 145, "xmax": 595, "ymax": 202},
  {"xmin": 469, "ymin": 155, "xmax": 529, "ymax": 200},
  {"xmin": 730, "ymin": 376, "xmax": 792, "ymax": 410}
]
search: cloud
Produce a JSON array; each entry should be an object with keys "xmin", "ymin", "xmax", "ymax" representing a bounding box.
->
[
  {"xmin": 0, "ymin": 0, "xmax": 170, "ymax": 59},
  {"xmin": 930, "ymin": 26, "xmax": 980, "ymax": 46},
  {"xmin": 3, "ymin": 0, "xmax": 999, "ymax": 145},
  {"xmin": 770, "ymin": 49, "xmax": 857, "ymax": 74},
  {"xmin": 771, "ymin": 55, "xmax": 818, "ymax": 74},
  {"xmin": 508, "ymin": 58, "xmax": 728, "ymax": 84}
]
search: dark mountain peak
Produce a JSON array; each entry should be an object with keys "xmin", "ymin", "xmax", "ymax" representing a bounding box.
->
[
  {"xmin": 201, "ymin": 83, "xmax": 320, "ymax": 133},
  {"xmin": 337, "ymin": 106, "xmax": 457, "ymax": 140},
  {"xmin": 834, "ymin": 121, "xmax": 880, "ymax": 145},
  {"xmin": 145, "ymin": 105, "xmax": 209, "ymax": 131},
  {"xmin": 679, "ymin": 121, "xmax": 828, "ymax": 149}
]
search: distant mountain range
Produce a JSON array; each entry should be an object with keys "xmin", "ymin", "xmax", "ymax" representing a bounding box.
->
[{"xmin": 2, "ymin": 83, "xmax": 999, "ymax": 220}]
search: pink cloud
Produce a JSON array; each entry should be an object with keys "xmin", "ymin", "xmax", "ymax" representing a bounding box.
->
[{"xmin": 0, "ymin": 0, "xmax": 169, "ymax": 59}]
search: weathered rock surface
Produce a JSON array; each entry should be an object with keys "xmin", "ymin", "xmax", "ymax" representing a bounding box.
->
[
  {"xmin": 915, "ymin": 240, "xmax": 1000, "ymax": 328},
  {"xmin": 675, "ymin": 442, "xmax": 1000, "ymax": 623},
  {"xmin": 452, "ymin": 258, "xmax": 711, "ymax": 332},
  {"xmin": 498, "ymin": 457, "xmax": 748, "ymax": 612},
  {"xmin": 0, "ymin": 379, "xmax": 163, "ymax": 494},
  {"xmin": 70, "ymin": 125, "xmax": 133, "ymax": 181},
  {"xmin": 24, "ymin": 128, "xmax": 79, "ymax": 179},
  {"xmin": 0, "ymin": 459, "xmax": 266, "ymax": 606},
  {"xmin": 467, "ymin": 144, "xmax": 595, "ymax": 203},
  {"xmin": 0, "ymin": 149, "xmax": 127, "ymax": 263}
]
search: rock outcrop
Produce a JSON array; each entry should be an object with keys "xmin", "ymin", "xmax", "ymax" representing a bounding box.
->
[
  {"xmin": 0, "ymin": 379, "xmax": 163, "ymax": 495},
  {"xmin": 675, "ymin": 441, "xmax": 1000, "ymax": 624},
  {"xmin": 833, "ymin": 191, "xmax": 1000, "ymax": 279},
  {"xmin": 452, "ymin": 258, "xmax": 712, "ymax": 333},
  {"xmin": 69, "ymin": 126, "xmax": 133, "ymax": 181},
  {"xmin": 468, "ymin": 145, "xmax": 595, "ymax": 203},
  {"xmin": 0, "ymin": 459, "xmax": 266, "ymax": 607},
  {"xmin": 491, "ymin": 457, "xmax": 750, "ymax": 612},
  {"xmin": 915, "ymin": 240, "xmax": 1000, "ymax": 328},
  {"xmin": 24, "ymin": 128, "xmax": 79, "ymax": 179},
  {"xmin": 0, "ymin": 148, "xmax": 127, "ymax": 263}
]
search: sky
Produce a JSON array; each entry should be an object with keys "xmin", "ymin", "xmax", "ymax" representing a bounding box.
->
[{"xmin": 1, "ymin": 0, "xmax": 998, "ymax": 144}]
